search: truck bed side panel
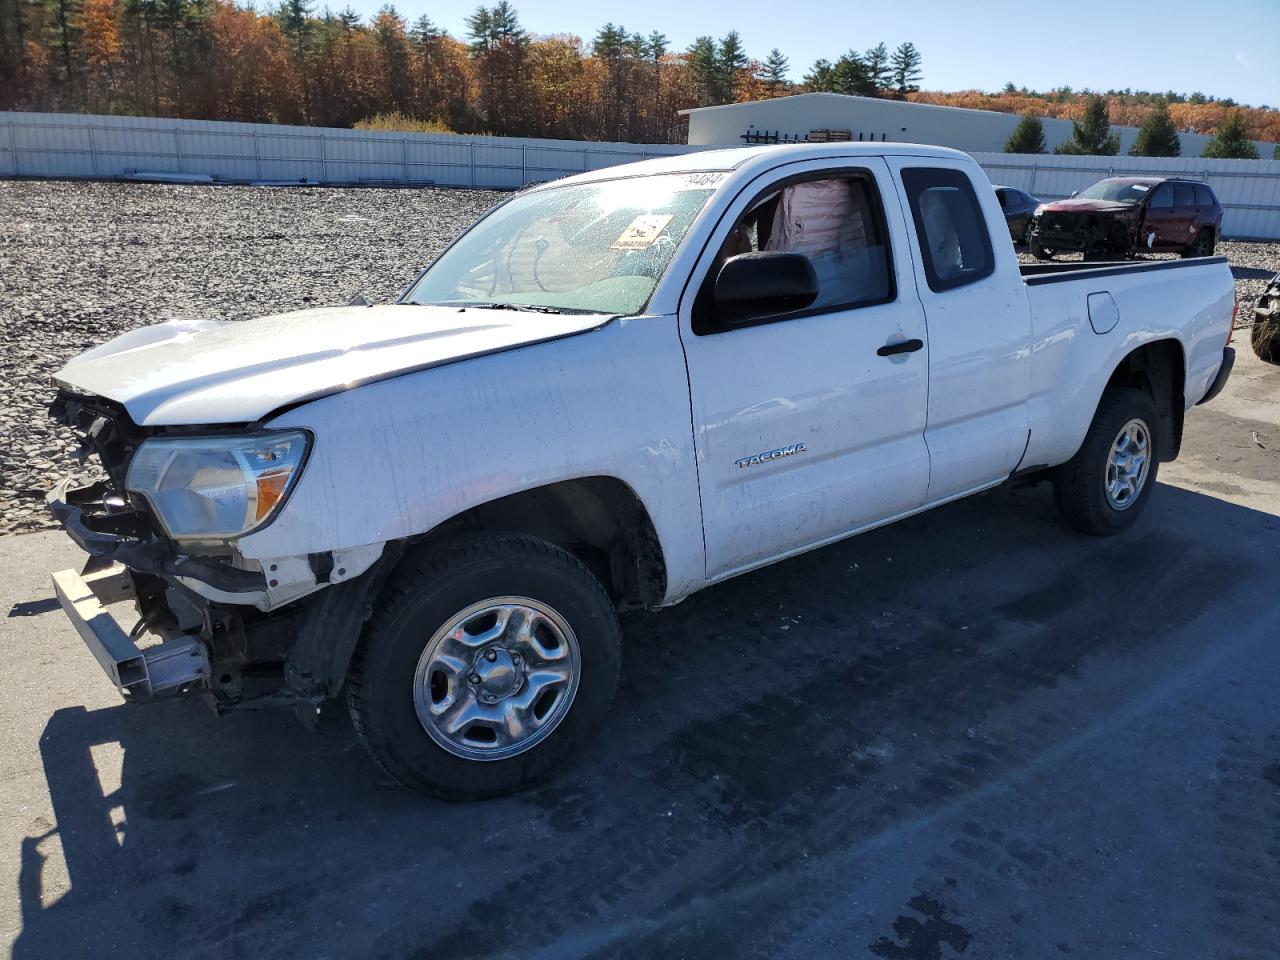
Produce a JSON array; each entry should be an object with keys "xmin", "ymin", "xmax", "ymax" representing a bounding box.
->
[{"xmin": 1021, "ymin": 259, "xmax": 1234, "ymax": 469}]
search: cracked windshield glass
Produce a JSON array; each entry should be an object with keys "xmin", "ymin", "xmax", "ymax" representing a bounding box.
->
[{"xmin": 406, "ymin": 173, "xmax": 719, "ymax": 315}]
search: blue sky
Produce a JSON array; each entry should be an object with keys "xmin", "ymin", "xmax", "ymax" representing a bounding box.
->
[{"xmin": 331, "ymin": 0, "xmax": 1279, "ymax": 107}]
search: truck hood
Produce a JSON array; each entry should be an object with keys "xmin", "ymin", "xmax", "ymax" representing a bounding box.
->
[
  {"xmin": 1039, "ymin": 198, "xmax": 1136, "ymax": 215},
  {"xmin": 54, "ymin": 304, "xmax": 611, "ymax": 426}
]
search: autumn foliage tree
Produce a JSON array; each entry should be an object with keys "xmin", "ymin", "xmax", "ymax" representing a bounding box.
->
[{"xmin": 1, "ymin": 1, "xmax": 1276, "ymax": 153}]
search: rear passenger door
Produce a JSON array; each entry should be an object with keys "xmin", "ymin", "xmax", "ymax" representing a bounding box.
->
[
  {"xmin": 1165, "ymin": 182, "xmax": 1199, "ymax": 251},
  {"xmin": 887, "ymin": 159, "xmax": 1032, "ymax": 502},
  {"xmin": 679, "ymin": 158, "xmax": 932, "ymax": 580}
]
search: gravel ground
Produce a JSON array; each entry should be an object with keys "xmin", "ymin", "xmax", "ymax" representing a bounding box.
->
[
  {"xmin": 0, "ymin": 180, "xmax": 502, "ymax": 534},
  {"xmin": 1, "ymin": 179, "xmax": 1277, "ymax": 534}
]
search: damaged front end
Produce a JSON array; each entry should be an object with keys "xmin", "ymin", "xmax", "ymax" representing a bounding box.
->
[
  {"xmin": 46, "ymin": 390, "xmax": 394, "ymax": 721},
  {"xmin": 1032, "ymin": 209, "xmax": 1135, "ymax": 257}
]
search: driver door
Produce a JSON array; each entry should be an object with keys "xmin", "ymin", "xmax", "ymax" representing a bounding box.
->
[{"xmin": 678, "ymin": 158, "xmax": 931, "ymax": 580}]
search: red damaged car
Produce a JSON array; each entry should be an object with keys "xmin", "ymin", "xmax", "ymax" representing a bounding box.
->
[{"xmin": 1029, "ymin": 176, "xmax": 1222, "ymax": 261}]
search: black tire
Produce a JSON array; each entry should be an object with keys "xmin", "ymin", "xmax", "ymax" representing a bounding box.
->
[
  {"xmin": 1053, "ymin": 387, "xmax": 1161, "ymax": 536},
  {"xmin": 1181, "ymin": 229, "xmax": 1215, "ymax": 259},
  {"xmin": 1029, "ymin": 237, "xmax": 1052, "ymax": 261},
  {"xmin": 348, "ymin": 534, "xmax": 621, "ymax": 799},
  {"xmin": 1254, "ymin": 314, "xmax": 1280, "ymax": 365}
]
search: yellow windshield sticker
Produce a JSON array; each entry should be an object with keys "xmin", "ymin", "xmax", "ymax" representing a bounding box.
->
[{"xmin": 612, "ymin": 214, "xmax": 674, "ymax": 250}]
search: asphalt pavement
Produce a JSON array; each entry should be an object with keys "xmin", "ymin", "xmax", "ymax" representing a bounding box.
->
[{"xmin": 2, "ymin": 348, "xmax": 1278, "ymax": 960}]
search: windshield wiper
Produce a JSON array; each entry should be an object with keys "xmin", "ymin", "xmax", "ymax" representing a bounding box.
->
[
  {"xmin": 414, "ymin": 299, "xmax": 610, "ymax": 316},
  {"xmin": 475, "ymin": 302, "xmax": 564, "ymax": 314}
]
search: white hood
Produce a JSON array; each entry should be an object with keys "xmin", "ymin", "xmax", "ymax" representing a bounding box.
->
[{"xmin": 54, "ymin": 304, "xmax": 610, "ymax": 425}]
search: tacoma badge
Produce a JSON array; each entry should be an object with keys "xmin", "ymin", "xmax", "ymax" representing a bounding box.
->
[{"xmin": 736, "ymin": 442, "xmax": 807, "ymax": 469}]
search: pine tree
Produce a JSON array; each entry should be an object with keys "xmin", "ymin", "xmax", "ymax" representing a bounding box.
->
[
  {"xmin": 686, "ymin": 35, "xmax": 716, "ymax": 106},
  {"xmin": 759, "ymin": 47, "xmax": 788, "ymax": 98},
  {"xmin": 1004, "ymin": 114, "xmax": 1046, "ymax": 154},
  {"xmin": 864, "ymin": 42, "xmax": 888, "ymax": 93},
  {"xmin": 715, "ymin": 29, "xmax": 747, "ymax": 104},
  {"xmin": 1202, "ymin": 110, "xmax": 1259, "ymax": 159},
  {"xmin": 1129, "ymin": 100, "xmax": 1179, "ymax": 157},
  {"xmin": 831, "ymin": 49, "xmax": 872, "ymax": 96},
  {"xmin": 803, "ymin": 58, "xmax": 835, "ymax": 93},
  {"xmin": 47, "ymin": 0, "xmax": 85, "ymax": 83},
  {"xmin": 1055, "ymin": 94, "xmax": 1120, "ymax": 155},
  {"xmin": 889, "ymin": 41, "xmax": 921, "ymax": 96}
]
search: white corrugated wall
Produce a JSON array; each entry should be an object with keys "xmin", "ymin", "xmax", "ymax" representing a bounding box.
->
[{"xmin": 3, "ymin": 112, "xmax": 1279, "ymax": 239}]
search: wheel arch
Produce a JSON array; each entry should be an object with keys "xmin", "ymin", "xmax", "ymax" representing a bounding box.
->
[
  {"xmin": 1100, "ymin": 338, "xmax": 1186, "ymax": 461},
  {"xmin": 283, "ymin": 476, "xmax": 668, "ymax": 704},
  {"xmin": 412, "ymin": 476, "xmax": 669, "ymax": 611}
]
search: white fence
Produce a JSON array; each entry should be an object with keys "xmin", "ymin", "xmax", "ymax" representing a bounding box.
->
[
  {"xmin": 0, "ymin": 111, "xmax": 698, "ymax": 190},
  {"xmin": 4, "ymin": 111, "xmax": 1280, "ymax": 239}
]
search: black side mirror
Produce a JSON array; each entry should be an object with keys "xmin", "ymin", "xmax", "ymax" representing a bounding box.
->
[{"xmin": 713, "ymin": 252, "xmax": 818, "ymax": 326}]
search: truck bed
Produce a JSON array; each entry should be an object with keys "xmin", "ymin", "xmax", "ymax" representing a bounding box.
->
[{"xmin": 1019, "ymin": 255, "xmax": 1231, "ymax": 285}]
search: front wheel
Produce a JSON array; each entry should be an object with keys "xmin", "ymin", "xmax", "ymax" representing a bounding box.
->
[
  {"xmin": 1029, "ymin": 237, "xmax": 1053, "ymax": 261},
  {"xmin": 1053, "ymin": 387, "xmax": 1161, "ymax": 535},
  {"xmin": 348, "ymin": 534, "xmax": 621, "ymax": 799}
]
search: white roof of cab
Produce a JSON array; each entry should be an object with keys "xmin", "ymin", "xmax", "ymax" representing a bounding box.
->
[{"xmin": 538, "ymin": 142, "xmax": 974, "ymax": 190}]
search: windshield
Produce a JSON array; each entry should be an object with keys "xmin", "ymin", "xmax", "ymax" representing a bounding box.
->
[
  {"xmin": 405, "ymin": 173, "xmax": 720, "ymax": 316},
  {"xmin": 1075, "ymin": 180, "xmax": 1154, "ymax": 205}
]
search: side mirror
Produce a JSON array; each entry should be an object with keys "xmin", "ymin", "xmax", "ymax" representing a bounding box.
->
[
  {"xmin": 348, "ymin": 293, "xmax": 373, "ymax": 307},
  {"xmin": 713, "ymin": 252, "xmax": 818, "ymax": 325},
  {"xmin": 1070, "ymin": 190, "xmax": 1079, "ymax": 198}
]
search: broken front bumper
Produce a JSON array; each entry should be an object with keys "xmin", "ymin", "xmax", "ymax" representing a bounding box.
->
[
  {"xmin": 50, "ymin": 562, "xmax": 210, "ymax": 699},
  {"xmin": 46, "ymin": 478, "xmax": 267, "ymax": 594}
]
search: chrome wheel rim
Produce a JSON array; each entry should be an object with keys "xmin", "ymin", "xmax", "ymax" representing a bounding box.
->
[
  {"xmin": 1104, "ymin": 418, "xmax": 1151, "ymax": 511},
  {"xmin": 413, "ymin": 597, "xmax": 580, "ymax": 762}
]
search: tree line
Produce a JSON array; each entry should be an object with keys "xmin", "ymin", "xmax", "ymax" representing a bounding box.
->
[
  {"xmin": 2, "ymin": 0, "xmax": 1275, "ymax": 155},
  {"xmin": 0, "ymin": 0, "xmax": 928, "ymax": 142},
  {"xmin": 1003, "ymin": 94, "xmax": 1268, "ymax": 160}
]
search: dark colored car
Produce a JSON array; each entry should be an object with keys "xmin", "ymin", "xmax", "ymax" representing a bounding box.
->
[
  {"xmin": 1253, "ymin": 273, "xmax": 1280, "ymax": 365},
  {"xmin": 1029, "ymin": 177, "xmax": 1223, "ymax": 261},
  {"xmin": 994, "ymin": 185, "xmax": 1039, "ymax": 243}
]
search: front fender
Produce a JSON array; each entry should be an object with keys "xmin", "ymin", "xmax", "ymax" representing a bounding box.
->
[{"xmin": 237, "ymin": 315, "xmax": 706, "ymax": 605}]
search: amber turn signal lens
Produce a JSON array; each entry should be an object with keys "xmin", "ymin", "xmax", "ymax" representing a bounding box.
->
[{"xmin": 255, "ymin": 469, "xmax": 291, "ymax": 522}]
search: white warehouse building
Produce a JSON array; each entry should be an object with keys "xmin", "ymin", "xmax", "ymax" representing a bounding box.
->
[{"xmin": 680, "ymin": 92, "xmax": 1274, "ymax": 158}]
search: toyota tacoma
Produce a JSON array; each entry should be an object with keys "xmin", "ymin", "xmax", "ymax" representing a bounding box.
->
[{"xmin": 46, "ymin": 144, "xmax": 1237, "ymax": 798}]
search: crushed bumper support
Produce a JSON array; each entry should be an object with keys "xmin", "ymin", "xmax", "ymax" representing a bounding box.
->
[{"xmin": 51, "ymin": 563, "xmax": 210, "ymax": 699}]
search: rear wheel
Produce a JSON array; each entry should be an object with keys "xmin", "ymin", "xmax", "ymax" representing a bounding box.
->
[
  {"xmin": 1182, "ymin": 229, "xmax": 1215, "ymax": 258},
  {"xmin": 1053, "ymin": 387, "xmax": 1161, "ymax": 536},
  {"xmin": 348, "ymin": 534, "xmax": 621, "ymax": 799}
]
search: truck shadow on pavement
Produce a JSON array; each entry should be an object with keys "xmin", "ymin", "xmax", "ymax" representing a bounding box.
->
[{"xmin": 12, "ymin": 482, "xmax": 1280, "ymax": 960}]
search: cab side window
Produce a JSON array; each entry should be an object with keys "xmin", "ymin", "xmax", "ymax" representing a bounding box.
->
[
  {"xmin": 694, "ymin": 171, "xmax": 895, "ymax": 334},
  {"xmin": 900, "ymin": 167, "xmax": 994, "ymax": 293}
]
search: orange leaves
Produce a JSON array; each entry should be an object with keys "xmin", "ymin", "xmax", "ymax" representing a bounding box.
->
[{"xmin": 81, "ymin": 0, "xmax": 123, "ymax": 66}]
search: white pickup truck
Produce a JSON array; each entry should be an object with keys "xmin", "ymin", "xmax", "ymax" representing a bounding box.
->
[{"xmin": 47, "ymin": 143, "xmax": 1236, "ymax": 798}]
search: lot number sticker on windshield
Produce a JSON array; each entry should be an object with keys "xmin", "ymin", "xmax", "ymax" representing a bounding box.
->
[{"xmin": 613, "ymin": 214, "xmax": 674, "ymax": 250}]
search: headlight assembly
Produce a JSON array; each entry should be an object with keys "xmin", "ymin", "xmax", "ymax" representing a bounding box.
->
[{"xmin": 125, "ymin": 431, "xmax": 309, "ymax": 541}]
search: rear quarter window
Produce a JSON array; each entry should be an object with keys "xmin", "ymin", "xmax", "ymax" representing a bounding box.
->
[
  {"xmin": 1174, "ymin": 183, "xmax": 1196, "ymax": 208},
  {"xmin": 900, "ymin": 167, "xmax": 995, "ymax": 293},
  {"xmin": 1194, "ymin": 184, "xmax": 1215, "ymax": 207}
]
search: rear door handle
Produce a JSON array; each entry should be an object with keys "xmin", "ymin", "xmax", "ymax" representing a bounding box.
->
[{"xmin": 877, "ymin": 338, "xmax": 924, "ymax": 357}]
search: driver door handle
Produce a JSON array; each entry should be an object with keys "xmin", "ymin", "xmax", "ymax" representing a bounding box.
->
[{"xmin": 877, "ymin": 338, "xmax": 924, "ymax": 357}]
